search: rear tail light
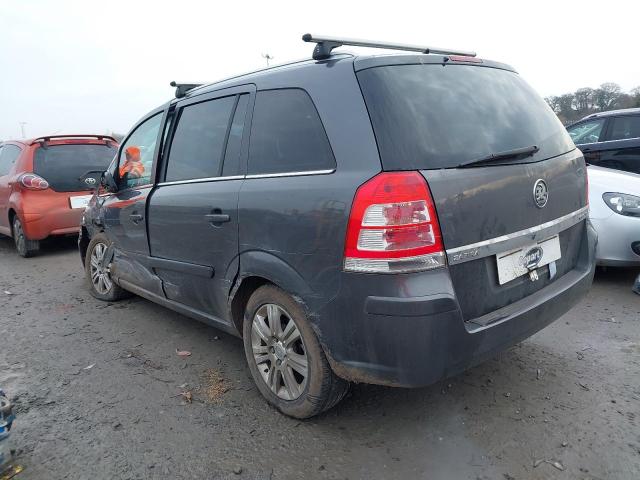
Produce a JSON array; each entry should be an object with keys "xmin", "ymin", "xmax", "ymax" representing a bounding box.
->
[
  {"xmin": 344, "ymin": 171, "xmax": 445, "ymax": 273},
  {"xmin": 18, "ymin": 173, "xmax": 49, "ymax": 190}
]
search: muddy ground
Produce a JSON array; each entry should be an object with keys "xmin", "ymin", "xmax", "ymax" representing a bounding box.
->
[{"xmin": 0, "ymin": 235, "xmax": 638, "ymax": 480}]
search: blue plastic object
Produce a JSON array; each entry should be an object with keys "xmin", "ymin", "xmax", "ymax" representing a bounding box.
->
[{"xmin": 0, "ymin": 389, "xmax": 14, "ymax": 470}]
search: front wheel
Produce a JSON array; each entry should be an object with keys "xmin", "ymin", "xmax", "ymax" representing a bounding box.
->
[
  {"xmin": 13, "ymin": 217, "xmax": 39, "ymax": 258},
  {"xmin": 243, "ymin": 285, "xmax": 349, "ymax": 418},
  {"xmin": 85, "ymin": 233, "xmax": 130, "ymax": 301}
]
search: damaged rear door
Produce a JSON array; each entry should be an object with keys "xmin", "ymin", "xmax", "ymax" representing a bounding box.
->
[{"xmin": 147, "ymin": 86, "xmax": 254, "ymax": 322}]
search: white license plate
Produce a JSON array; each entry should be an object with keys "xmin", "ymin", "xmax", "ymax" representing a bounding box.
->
[
  {"xmin": 69, "ymin": 195, "xmax": 92, "ymax": 209},
  {"xmin": 496, "ymin": 235, "xmax": 561, "ymax": 285}
]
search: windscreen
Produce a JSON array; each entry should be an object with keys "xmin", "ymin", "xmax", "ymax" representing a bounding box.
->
[
  {"xmin": 357, "ymin": 64, "xmax": 575, "ymax": 170},
  {"xmin": 34, "ymin": 143, "xmax": 117, "ymax": 192}
]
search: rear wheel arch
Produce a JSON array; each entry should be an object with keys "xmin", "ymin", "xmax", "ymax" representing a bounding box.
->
[
  {"xmin": 229, "ymin": 252, "xmax": 314, "ymax": 335},
  {"xmin": 230, "ymin": 276, "xmax": 272, "ymax": 334}
]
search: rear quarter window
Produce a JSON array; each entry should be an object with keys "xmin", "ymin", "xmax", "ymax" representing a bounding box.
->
[
  {"xmin": 357, "ymin": 64, "xmax": 575, "ymax": 170},
  {"xmin": 248, "ymin": 89, "xmax": 335, "ymax": 175}
]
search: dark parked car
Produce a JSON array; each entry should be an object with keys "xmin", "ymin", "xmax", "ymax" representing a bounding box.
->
[
  {"xmin": 80, "ymin": 35, "xmax": 596, "ymax": 418},
  {"xmin": 567, "ymin": 107, "xmax": 640, "ymax": 174}
]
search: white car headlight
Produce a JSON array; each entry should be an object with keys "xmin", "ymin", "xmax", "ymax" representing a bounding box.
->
[{"xmin": 603, "ymin": 192, "xmax": 640, "ymax": 217}]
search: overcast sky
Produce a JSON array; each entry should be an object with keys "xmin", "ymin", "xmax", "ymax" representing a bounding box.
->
[{"xmin": 1, "ymin": 0, "xmax": 638, "ymax": 140}]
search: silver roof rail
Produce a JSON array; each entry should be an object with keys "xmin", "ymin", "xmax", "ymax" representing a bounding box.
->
[
  {"xmin": 302, "ymin": 33, "xmax": 476, "ymax": 60},
  {"xmin": 170, "ymin": 81, "xmax": 204, "ymax": 99}
]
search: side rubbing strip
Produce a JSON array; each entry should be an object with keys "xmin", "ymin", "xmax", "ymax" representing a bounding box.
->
[
  {"xmin": 148, "ymin": 257, "xmax": 214, "ymax": 278},
  {"xmin": 445, "ymin": 206, "xmax": 589, "ymax": 265}
]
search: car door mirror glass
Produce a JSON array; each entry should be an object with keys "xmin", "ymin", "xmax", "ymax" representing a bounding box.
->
[{"xmin": 102, "ymin": 170, "xmax": 118, "ymax": 192}]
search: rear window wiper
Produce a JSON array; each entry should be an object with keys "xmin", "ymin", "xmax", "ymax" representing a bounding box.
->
[{"xmin": 456, "ymin": 145, "xmax": 540, "ymax": 168}]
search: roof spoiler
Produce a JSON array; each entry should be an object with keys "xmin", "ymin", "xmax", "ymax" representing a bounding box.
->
[
  {"xmin": 302, "ymin": 33, "xmax": 476, "ymax": 60},
  {"xmin": 30, "ymin": 135, "xmax": 117, "ymax": 146},
  {"xmin": 170, "ymin": 81, "xmax": 204, "ymax": 99}
]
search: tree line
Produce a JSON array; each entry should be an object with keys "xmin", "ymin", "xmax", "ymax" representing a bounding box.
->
[{"xmin": 545, "ymin": 83, "xmax": 640, "ymax": 125}]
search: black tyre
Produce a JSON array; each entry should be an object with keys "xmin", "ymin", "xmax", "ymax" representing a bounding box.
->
[
  {"xmin": 85, "ymin": 232, "xmax": 130, "ymax": 301},
  {"xmin": 243, "ymin": 285, "xmax": 349, "ymax": 418},
  {"xmin": 13, "ymin": 216, "xmax": 39, "ymax": 258}
]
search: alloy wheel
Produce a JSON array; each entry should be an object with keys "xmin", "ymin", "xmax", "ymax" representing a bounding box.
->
[
  {"xmin": 89, "ymin": 242, "xmax": 113, "ymax": 295},
  {"xmin": 251, "ymin": 303, "xmax": 309, "ymax": 400}
]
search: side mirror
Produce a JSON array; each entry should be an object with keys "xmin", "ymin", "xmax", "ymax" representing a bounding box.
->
[{"xmin": 101, "ymin": 171, "xmax": 118, "ymax": 192}]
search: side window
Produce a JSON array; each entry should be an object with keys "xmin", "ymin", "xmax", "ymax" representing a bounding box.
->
[
  {"xmin": 567, "ymin": 119, "xmax": 605, "ymax": 145},
  {"xmin": 118, "ymin": 113, "xmax": 163, "ymax": 189},
  {"xmin": 222, "ymin": 94, "xmax": 250, "ymax": 177},
  {"xmin": 607, "ymin": 116, "xmax": 640, "ymax": 141},
  {"xmin": 248, "ymin": 89, "xmax": 336, "ymax": 175},
  {"xmin": 165, "ymin": 96, "xmax": 236, "ymax": 182},
  {"xmin": 0, "ymin": 145, "xmax": 22, "ymax": 176}
]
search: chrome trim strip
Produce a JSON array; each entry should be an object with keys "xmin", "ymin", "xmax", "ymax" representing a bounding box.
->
[
  {"xmin": 157, "ymin": 175, "xmax": 244, "ymax": 187},
  {"xmin": 245, "ymin": 169, "xmax": 335, "ymax": 179},
  {"xmin": 155, "ymin": 170, "xmax": 335, "ymax": 186},
  {"xmin": 446, "ymin": 206, "xmax": 589, "ymax": 265}
]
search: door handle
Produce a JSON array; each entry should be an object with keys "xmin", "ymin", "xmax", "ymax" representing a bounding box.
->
[
  {"xmin": 130, "ymin": 213, "xmax": 144, "ymax": 224},
  {"xmin": 205, "ymin": 212, "xmax": 230, "ymax": 224}
]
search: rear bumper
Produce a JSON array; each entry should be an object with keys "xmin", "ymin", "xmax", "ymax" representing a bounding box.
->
[
  {"xmin": 19, "ymin": 193, "xmax": 87, "ymax": 240},
  {"xmin": 22, "ymin": 212, "xmax": 82, "ymax": 240},
  {"xmin": 319, "ymin": 221, "xmax": 597, "ymax": 388}
]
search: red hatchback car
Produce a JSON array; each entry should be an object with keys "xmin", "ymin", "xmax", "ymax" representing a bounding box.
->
[{"xmin": 0, "ymin": 135, "xmax": 118, "ymax": 257}]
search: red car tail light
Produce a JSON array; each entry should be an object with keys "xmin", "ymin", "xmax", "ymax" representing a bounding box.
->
[
  {"xmin": 344, "ymin": 171, "xmax": 446, "ymax": 273},
  {"xmin": 18, "ymin": 173, "xmax": 49, "ymax": 190}
]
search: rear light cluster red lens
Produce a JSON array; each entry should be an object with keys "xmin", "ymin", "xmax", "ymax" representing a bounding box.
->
[
  {"xmin": 19, "ymin": 173, "xmax": 49, "ymax": 190},
  {"xmin": 344, "ymin": 172, "xmax": 446, "ymax": 273}
]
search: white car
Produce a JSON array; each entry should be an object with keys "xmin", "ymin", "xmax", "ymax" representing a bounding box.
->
[{"xmin": 588, "ymin": 165, "xmax": 640, "ymax": 266}]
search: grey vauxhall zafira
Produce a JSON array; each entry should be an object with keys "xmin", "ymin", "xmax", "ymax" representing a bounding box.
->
[{"xmin": 79, "ymin": 35, "xmax": 596, "ymax": 418}]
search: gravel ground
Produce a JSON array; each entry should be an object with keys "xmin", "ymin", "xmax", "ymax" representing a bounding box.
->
[{"xmin": 1, "ymin": 235, "xmax": 639, "ymax": 480}]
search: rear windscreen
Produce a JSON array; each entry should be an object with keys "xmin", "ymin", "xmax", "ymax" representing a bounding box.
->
[
  {"xmin": 357, "ymin": 64, "xmax": 575, "ymax": 170},
  {"xmin": 34, "ymin": 143, "xmax": 117, "ymax": 192}
]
